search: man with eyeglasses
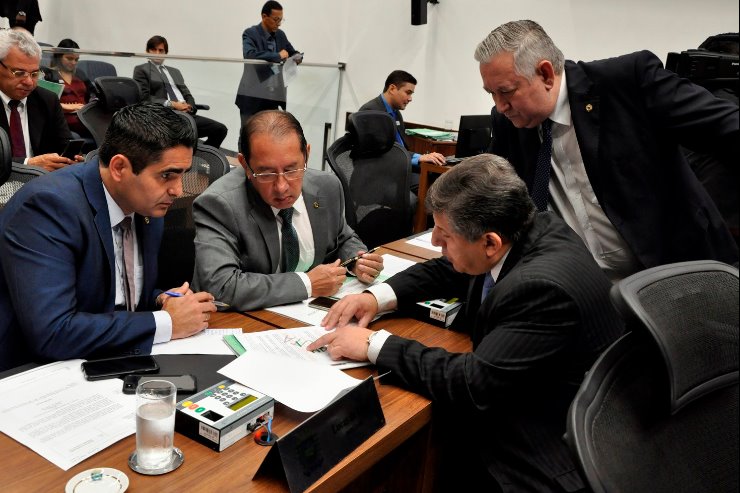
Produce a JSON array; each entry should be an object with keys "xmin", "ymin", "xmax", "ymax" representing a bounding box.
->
[
  {"xmin": 235, "ymin": 0, "xmax": 302, "ymax": 125},
  {"xmin": 0, "ymin": 29, "xmax": 80, "ymax": 171},
  {"xmin": 192, "ymin": 110, "xmax": 384, "ymax": 311}
]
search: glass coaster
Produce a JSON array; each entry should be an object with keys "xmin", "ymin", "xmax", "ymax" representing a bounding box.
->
[{"xmin": 128, "ymin": 447, "xmax": 184, "ymax": 475}]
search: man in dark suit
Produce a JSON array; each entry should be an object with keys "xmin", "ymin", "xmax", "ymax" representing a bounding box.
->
[
  {"xmin": 0, "ymin": 103, "xmax": 217, "ymax": 372},
  {"xmin": 133, "ymin": 35, "xmax": 227, "ymax": 149},
  {"xmin": 475, "ymin": 20, "xmax": 739, "ymax": 281},
  {"xmin": 235, "ymin": 1, "xmax": 301, "ymax": 125},
  {"xmin": 311, "ymin": 154, "xmax": 623, "ymax": 492},
  {"xmin": 0, "ymin": 28, "xmax": 78, "ymax": 171},
  {"xmin": 192, "ymin": 110, "xmax": 383, "ymax": 311}
]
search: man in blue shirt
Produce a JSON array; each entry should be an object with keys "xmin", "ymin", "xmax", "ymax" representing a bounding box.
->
[{"xmin": 235, "ymin": 1, "xmax": 301, "ymax": 125}]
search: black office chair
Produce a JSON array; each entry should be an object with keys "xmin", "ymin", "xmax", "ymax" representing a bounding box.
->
[
  {"xmin": 566, "ymin": 260, "xmax": 739, "ymax": 493},
  {"xmin": 77, "ymin": 76, "xmax": 142, "ymax": 147},
  {"xmin": 0, "ymin": 127, "xmax": 10, "ymax": 186},
  {"xmin": 325, "ymin": 110, "xmax": 412, "ymax": 248},
  {"xmin": 156, "ymin": 144, "xmax": 230, "ymax": 289},
  {"xmin": 76, "ymin": 60, "xmax": 117, "ymax": 83}
]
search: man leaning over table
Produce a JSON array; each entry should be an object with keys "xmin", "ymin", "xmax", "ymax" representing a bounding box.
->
[
  {"xmin": 0, "ymin": 102, "xmax": 217, "ymax": 372},
  {"xmin": 309, "ymin": 154, "xmax": 624, "ymax": 492},
  {"xmin": 192, "ymin": 110, "xmax": 383, "ymax": 311}
]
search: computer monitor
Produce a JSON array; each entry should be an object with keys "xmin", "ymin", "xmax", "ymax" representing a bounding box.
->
[{"xmin": 455, "ymin": 115, "xmax": 492, "ymax": 158}]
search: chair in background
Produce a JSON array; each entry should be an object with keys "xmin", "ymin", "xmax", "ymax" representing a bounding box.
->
[
  {"xmin": 325, "ymin": 110, "xmax": 412, "ymax": 248},
  {"xmin": 566, "ymin": 260, "xmax": 739, "ymax": 493},
  {"xmin": 76, "ymin": 60, "xmax": 117, "ymax": 84},
  {"xmin": 77, "ymin": 76, "xmax": 141, "ymax": 147},
  {"xmin": 156, "ymin": 144, "xmax": 230, "ymax": 289},
  {"xmin": 38, "ymin": 41, "xmax": 53, "ymax": 68},
  {"xmin": 0, "ymin": 127, "xmax": 9, "ymax": 186},
  {"xmin": 0, "ymin": 127, "xmax": 48, "ymax": 208}
]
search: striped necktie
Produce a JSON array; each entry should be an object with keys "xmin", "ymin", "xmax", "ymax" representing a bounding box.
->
[
  {"xmin": 278, "ymin": 207, "xmax": 299, "ymax": 272},
  {"xmin": 531, "ymin": 118, "xmax": 553, "ymax": 212}
]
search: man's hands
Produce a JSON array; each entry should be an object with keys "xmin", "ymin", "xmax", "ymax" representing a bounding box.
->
[
  {"xmin": 172, "ymin": 101, "xmax": 193, "ymax": 112},
  {"xmin": 27, "ymin": 153, "xmax": 79, "ymax": 171},
  {"xmin": 352, "ymin": 251, "xmax": 384, "ymax": 284},
  {"xmin": 308, "ymin": 259, "xmax": 346, "ymax": 297},
  {"xmin": 419, "ymin": 152, "xmax": 446, "ymax": 166},
  {"xmin": 306, "ymin": 325, "xmax": 373, "ymax": 362},
  {"xmin": 160, "ymin": 282, "xmax": 217, "ymax": 339},
  {"xmin": 321, "ymin": 292, "xmax": 379, "ymax": 329},
  {"xmin": 60, "ymin": 102, "xmax": 84, "ymax": 113}
]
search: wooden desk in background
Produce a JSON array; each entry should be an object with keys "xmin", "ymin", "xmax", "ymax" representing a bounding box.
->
[
  {"xmin": 404, "ymin": 121, "xmax": 456, "ymax": 157},
  {"xmin": 413, "ymin": 161, "xmax": 453, "ymax": 233},
  {"xmin": 1, "ymin": 262, "xmax": 470, "ymax": 492}
]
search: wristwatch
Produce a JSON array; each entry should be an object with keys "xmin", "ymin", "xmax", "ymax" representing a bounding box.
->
[
  {"xmin": 163, "ymin": 100, "xmax": 172, "ymax": 108},
  {"xmin": 367, "ymin": 331, "xmax": 379, "ymax": 345}
]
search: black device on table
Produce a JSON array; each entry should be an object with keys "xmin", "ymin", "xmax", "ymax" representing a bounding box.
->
[
  {"xmin": 122, "ymin": 373, "xmax": 197, "ymax": 394},
  {"xmin": 309, "ymin": 296, "xmax": 339, "ymax": 311},
  {"xmin": 61, "ymin": 139, "xmax": 85, "ymax": 159},
  {"xmin": 445, "ymin": 115, "xmax": 492, "ymax": 164},
  {"xmin": 81, "ymin": 355, "xmax": 159, "ymax": 381}
]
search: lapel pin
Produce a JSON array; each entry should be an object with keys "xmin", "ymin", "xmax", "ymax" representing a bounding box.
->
[
  {"xmin": 585, "ymin": 104, "xmax": 593, "ymax": 112},
  {"xmin": 144, "ymin": 217, "xmax": 150, "ymax": 224},
  {"xmin": 313, "ymin": 201, "xmax": 319, "ymax": 209}
]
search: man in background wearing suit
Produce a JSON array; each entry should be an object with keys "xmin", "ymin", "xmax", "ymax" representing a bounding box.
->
[
  {"xmin": 193, "ymin": 110, "xmax": 383, "ymax": 311},
  {"xmin": 360, "ymin": 70, "xmax": 446, "ymax": 188},
  {"xmin": 0, "ymin": 103, "xmax": 217, "ymax": 372},
  {"xmin": 0, "ymin": 28, "xmax": 78, "ymax": 171},
  {"xmin": 133, "ymin": 35, "xmax": 227, "ymax": 149},
  {"xmin": 235, "ymin": 1, "xmax": 301, "ymax": 125},
  {"xmin": 476, "ymin": 20, "xmax": 739, "ymax": 282},
  {"xmin": 312, "ymin": 154, "xmax": 623, "ymax": 492}
]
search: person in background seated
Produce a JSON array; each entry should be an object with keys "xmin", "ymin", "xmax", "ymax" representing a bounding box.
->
[
  {"xmin": 0, "ymin": 28, "xmax": 79, "ymax": 170},
  {"xmin": 43, "ymin": 38, "xmax": 94, "ymax": 142},
  {"xmin": 133, "ymin": 35, "xmax": 227, "ymax": 149},
  {"xmin": 0, "ymin": 102, "xmax": 218, "ymax": 372},
  {"xmin": 312, "ymin": 154, "xmax": 624, "ymax": 492},
  {"xmin": 192, "ymin": 110, "xmax": 383, "ymax": 311}
]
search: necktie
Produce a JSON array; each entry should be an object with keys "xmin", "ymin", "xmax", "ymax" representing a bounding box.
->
[
  {"xmin": 481, "ymin": 271, "xmax": 495, "ymax": 304},
  {"xmin": 8, "ymin": 99, "xmax": 26, "ymax": 158},
  {"xmin": 119, "ymin": 217, "xmax": 136, "ymax": 310},
  {"xmin": 158, "ymin": 66, "xmax": 179, "ymax": 102},
  {"xmin": 531, "ymin": 119, "xmax": 553, "ymax": 212},
  {"xmin": 278, "ymin": 208, "xmax": 299, "ymax": 272}
]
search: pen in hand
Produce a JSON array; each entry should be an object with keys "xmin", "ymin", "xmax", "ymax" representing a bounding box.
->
[
  {"xmin": 339, "ymin": 246, "xmax": 381, "ymax": 268},
  {"xmin": 164, "ymin": 291, "xmax": 230, "ymax": 307}
]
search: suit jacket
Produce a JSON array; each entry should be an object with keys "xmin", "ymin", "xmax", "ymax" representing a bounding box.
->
[
  {"xmin": 489, "ymin": 50, "xmax": 739, "ymax": 270},
  {"xmin": 0, "ymin": 160, "xmax": 163, "ymax": 371},
  {"xmin": 192, "ymin": 168, "xmax": 365, "ymax": 311},
  {"xmin": 133, "ymin": 62, "xmax": 198, "ymax": 114},
  {"xmin": 359, "ymin": 95, "xmax": 409, "ymax": 149},
  {"xmin": 379, "ymin": 213, "xmax": 624, "ymax": 491},
  {"xmin": 0, "ymin": 87, "xmax": 72, "ymax": 163},
  {"xmin": 235, "ymin": 23, "xmax": 298, "ymax": 112}
]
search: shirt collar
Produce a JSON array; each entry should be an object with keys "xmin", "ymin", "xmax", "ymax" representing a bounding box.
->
[
  {"xmin": 271, "ymin": 192, "xmax": 306, "ymax": 218},
  {"xmin": 491, "ymin": 246, "xmax": 512, "ymax": 282},
  {"xmin": 549, "ymin": 71, "xmax": 571, "ymax": 127},
  {"xmin": 380, "ymin": 94, "xmax": 396, "ymax": 116},
  {"xmin": 0, "ymin": 90, "xmax": 28, "ymax": 107},
  {"xmin": 102, "ymin": 181, "xmax": 131, "ymax": 228}
]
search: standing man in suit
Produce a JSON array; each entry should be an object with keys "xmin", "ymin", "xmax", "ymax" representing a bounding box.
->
[
  {"xmin": 0, "ymin": 102, "xmax": 218, "ymax": 372},
  {"xmin": 475, "ymin": 20, "xmax": 739, "ymax": 281},
  {"xmin": 360, "ymin": 70, "xmax": 446, "ymax": 188},
  {"xmin": 134, "ymin": 35, "xmax": 227, "ymax": 149},
  {"xmin": 312, "ymin": 154, "xmax": 623, "ymax": 492},
  {"xmin": 0, "ymin": 29, "xmax": 78, "ymax": 171},
  {"xmin": 193, "ymin": 110, "xmax": 383, "ymax": 311},
  {"xmin": 235, "ymin": 1, "xmax": 301, "ymax": 125}
]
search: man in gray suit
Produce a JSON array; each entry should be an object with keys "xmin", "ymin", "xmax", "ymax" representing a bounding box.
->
[{"xmin": 192, "ymin": 110, "xmax": 384, "ymax": 311}]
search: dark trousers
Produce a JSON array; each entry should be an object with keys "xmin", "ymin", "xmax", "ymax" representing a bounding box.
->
[{"xmin": 193, "ymin": 114, "xmax": 228, "ymax": 149}]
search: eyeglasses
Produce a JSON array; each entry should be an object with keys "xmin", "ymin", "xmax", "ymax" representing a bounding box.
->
[
  {"xmin": 248, "ymin": 163, "xmax": 306, "ymax": 184},
  {"xmin": 0, "ymin": 60, "xmax": 42, "ymax": 80}
]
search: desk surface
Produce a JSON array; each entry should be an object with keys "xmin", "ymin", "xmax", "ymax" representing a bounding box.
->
[{"xmin": 1, "ymin": 309, "xmax": 470, "ymax": 492}]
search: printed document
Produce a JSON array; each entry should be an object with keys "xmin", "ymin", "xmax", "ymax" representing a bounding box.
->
[
  {"xmin": 406, "ymin": 231, "xmax": 442, "ymax": 252},
  {"xmin": 151, "ymin": 327, "xmax": 242, "ymax": 355}
]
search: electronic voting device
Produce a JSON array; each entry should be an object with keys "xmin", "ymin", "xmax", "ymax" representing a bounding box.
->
[{"xmin": 175, "ymin": 379, "xmax": 274, "ymax": 452}]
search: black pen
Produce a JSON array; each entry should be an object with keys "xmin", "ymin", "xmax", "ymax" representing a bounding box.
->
[
  {"xmin": 164, "ymin": 291, "xmax": 230, "ymax": 307},
  {"xmin": 340, "ymin": 246, "xmax": 381, "ymax": 267}
]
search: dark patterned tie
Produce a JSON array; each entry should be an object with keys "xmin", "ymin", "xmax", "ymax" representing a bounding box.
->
[
  {"xmin": 8, "ymin": 99, "xmax": 26, "ymax": 158},
  {"xmin": 481, "ymin": 271, "xmax": 495, "ymax": 304},
  {"xmin": 158, "ymin": 66, "xmax": 179, "ymax": 102},
  {"xmin": 278, "ymin": 208, "xmax": 299, "ymax": 272},
  {"xmin": 119, "ymin": 217, "xmax": 136, "ymax": 310},
  {"xmin": 531, "ymin": 119, "xmax": 553, "ymax": 212}
]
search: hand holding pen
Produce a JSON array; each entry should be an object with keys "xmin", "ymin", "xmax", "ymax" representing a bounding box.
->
[
  {"xmin": 341, "ymin": 246, "xmax": 384, "ymax": 284},
  {"xmin": 164, "ymin": 291, "xmax": 230, "ymax": 307}
]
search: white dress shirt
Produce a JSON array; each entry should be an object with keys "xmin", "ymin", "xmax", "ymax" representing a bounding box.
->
[{"xmin": 1, "ymin": 90, "xmax": 33, "ymax": 161}]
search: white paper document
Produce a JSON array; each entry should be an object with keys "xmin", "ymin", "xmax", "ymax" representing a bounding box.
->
[
  {"xmin": 151, "ymin": 328, "xmax": 242, "ymax": 355},
  {"xmin": 0, "ymin": 360, "xmax": 135, "ymax": 470},
  {"xmin": 218, "ymin": 351, "xmax": 362, "ymax": 413},
  {"xmin": 265, "ymin": 253, "xmax": 417, "ymax": 325},
  {"xmin": 406, "ymin": 231, "xmax": 442, "ymax": 252},
  {"xmin": 236, "ymin": 326, "xmax": 369, "ymax": 370}
]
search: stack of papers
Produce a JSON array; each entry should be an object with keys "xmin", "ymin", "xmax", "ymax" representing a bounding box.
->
[{"xmin": 405, "ymin": 128, "xmax": 456, "ymax": 141}]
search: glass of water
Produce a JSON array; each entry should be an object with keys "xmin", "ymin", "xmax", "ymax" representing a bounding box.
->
[{"xmin": 128, "ymin": 379, "xmax": 184, "ymax": 475}]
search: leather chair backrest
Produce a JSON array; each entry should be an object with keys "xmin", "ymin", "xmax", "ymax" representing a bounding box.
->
[
  {"xmin": 347, "ymin": 110, "xmax": 395, "ymax": 158},
  {"xmin": 94, "ymin": 77, "xmax": 142, "ymax": 112}
]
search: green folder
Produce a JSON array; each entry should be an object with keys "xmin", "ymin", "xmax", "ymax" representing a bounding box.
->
[
  {"xmin": 223, "ymin": 335, "xmax": 246, "ymax": 356},
  {"xmin": 36, "ymin": 79, "xmax": 65, "ymax": 98}
]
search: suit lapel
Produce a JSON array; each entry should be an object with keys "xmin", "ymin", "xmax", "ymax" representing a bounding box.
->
[
  {"xmin": 81, "ymin": 159, "xmax": 116, "ymax": 300},
  {"xmin": 25, "ymin": 91, "xmax": 45, "ymax": 154},
  {"xmin": 246, "ymin": 183, "xmax": 281, "ymax": 273},
  {"xmin": 302, "ymin": 174, "xmax": 329, "ymax": 267}
]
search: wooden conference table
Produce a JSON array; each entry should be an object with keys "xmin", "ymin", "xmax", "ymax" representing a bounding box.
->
[{"xmin": 1, "ymin": 247, "xmax": 470, "ymax": 492}]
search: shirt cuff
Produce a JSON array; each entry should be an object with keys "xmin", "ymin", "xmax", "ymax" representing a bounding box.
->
[
  {"xmin": 297, "ymin": 271, "xmax": 311, "ymax": 297},
  {"xmin": 411, "ymin": 153, "xmax": 420, "ymax": 166},
  {"xmin": 152, "ymin": 310, "xmax": 173, "ymax": 344},
  {"xmin": 367, "ymin": 329, "xmax": 392, "ymax": 364},
  {"xmin": 366, "ymin": 283, "xmax": 398, "ymax": 312}
]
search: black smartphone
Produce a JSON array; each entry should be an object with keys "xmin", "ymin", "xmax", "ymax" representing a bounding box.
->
[
  {"xmin": 308, "ymin": 296, "xmax": 339, "ymax": 311},
  {"xmin": 81, "ymin": 355, "xmax": 159, "ymax": 381},
  {"xmin": 61, "ymin": 139, "xmax": 85, "ymax": 159},
  {"xmin": 122, "ymin": 374, "xmax": 197, "ymax": 394}
]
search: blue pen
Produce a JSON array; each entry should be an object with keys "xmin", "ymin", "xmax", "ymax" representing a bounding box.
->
[{"xmin": 164, "ymin": 291, "xmax": 230, "ymax": 307}]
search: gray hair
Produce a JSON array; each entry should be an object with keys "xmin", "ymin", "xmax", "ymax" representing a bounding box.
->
[
  {"xmin": 0, "ymin": 29, "xmax": 41, "ymax": 60},
  {"xmin": 474, "ymin": 20, "xmax": 564, "ymax": 79},
  {"xmin": 426, "ymin": 154, "xmax": 536, "ymax": 243}
]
